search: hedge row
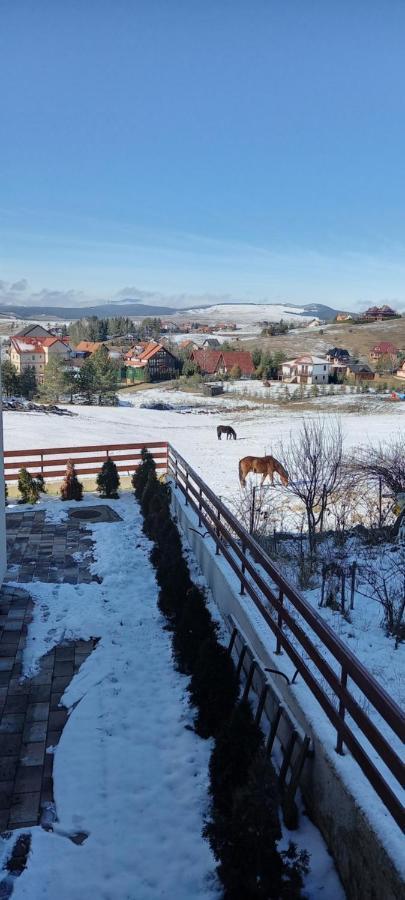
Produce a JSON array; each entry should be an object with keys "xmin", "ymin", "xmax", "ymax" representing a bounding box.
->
[
  {"xmin": 15, "ymin": 458, "xmax": 120, "ymax": 504},
  {"xmin": 134, "ymin": 450, "xmax": 309, "ymax": 899}
]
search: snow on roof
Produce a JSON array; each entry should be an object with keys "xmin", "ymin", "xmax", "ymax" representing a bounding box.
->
[{"xmin": 283, "ymin": 355, "xmax": 330, "ymax": 366}]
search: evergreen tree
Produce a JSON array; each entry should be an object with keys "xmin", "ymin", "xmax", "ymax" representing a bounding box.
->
[
  {"xmin": 78, "ymin": 357, "xmax": 98, "ymax": 403},
  {"xmin": 18, "ymin": 468, "xmax": 41, "ymax": 504},
  {"xmin": 19, "ymin": 366, "xmax": 37, "ymax": 399},
  {"xmin": 39, "ymin": 355, "xmax": 68, "ymax": 403},
  {"xmin": 96, "ymin": 458, "xmax": 120, "ymax": 498},
  {"xmin": 1, "ymin": 360, "xmax": 20, "ymax": 396},
  {"xmin": 91, "ymin": 346, "xmax": 119, "ymax": 403},
  {"xmin": 60, "ymin": 460, "xmax": 83, "ymax": 501}
]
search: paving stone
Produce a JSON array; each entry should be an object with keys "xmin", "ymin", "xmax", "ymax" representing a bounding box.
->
[
  {"xmin": 20, "ymin": 741, "xmax": 46, "ymax": 767},
  {"xmin": 0, "ymin": 782, "xmax": 14, "ymax": 809},
  {"xmin": 14, "ymin": 766, "xmax": 43, "ymax": 794},
  {"xmin": 0, "ymin": 734, "xmax": 22, "ymax": 756},
  {"xmin": 7, "ymin": 678, "xmax": 30, "ymax": 695},
  {"xmin": 0, "ymin": 757, "xmax": 18, "ymax": 781},
  {"xmin": 46, "ymin": 731, "xmax": 61, "ymax": 750},
  {"xmin": 30, "ymin": 672, "xmax": 53, "ymax": 686},
  {"xmin": 26, "ymin": 703, "xmax": 50, "ymax": 723},
  {"xmin": 48, "ymin": 710, "xmax": 68, "ymax": 731},
  {"xmin": 29, "ymin": 684, "xmax": 52, "ymax": 702},
  {"xmin": 53, "ymin": 661, "xmax": 74, "ymax": 677},
  {"xmin": 54, "ymin": 646, "xmax": 75, "ymax": 661},
  {"xmin": 0, "ymin": 659, "xmax": 14, "ymax": 672},
  {"xmin": 51, "ymin": 676, "xmax": 71, "ymax": 692},
  {"xmin": 4, "ymin": 696, "xmax": 28, "ymax": 715},
  {"xmin": 9, "ymin": 792, "xmax": 40, "ymax": 825},
  {"xmin": 0, "ymin": 715, "xmax": 25, "ymax": 734},
  {"xmin": 23, "ymin": 721, "xmax": 47, "ymax": 743}
]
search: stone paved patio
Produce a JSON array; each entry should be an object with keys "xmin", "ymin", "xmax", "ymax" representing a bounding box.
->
[{"xmin": 0, "ymin": 509, "xmax": 107, "ymax": 831}]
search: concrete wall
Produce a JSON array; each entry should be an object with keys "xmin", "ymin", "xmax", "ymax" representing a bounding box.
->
[
  {"xmin": 171, "ymin": 489, "xmax": 404, "ymax": 900},
  {"xmin": 0, "ymin": 356, "xmax": 7, "ymax": 584}
]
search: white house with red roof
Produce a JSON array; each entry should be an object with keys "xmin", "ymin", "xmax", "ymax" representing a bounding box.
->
[{"xmin": 9, "ymin": 336, "xmax": 72, "ymax": 384}]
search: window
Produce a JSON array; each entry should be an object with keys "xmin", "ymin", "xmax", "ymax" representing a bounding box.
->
[{"xmin": 324, "ymin": 365, "xmax": 326, "ymax": 371}]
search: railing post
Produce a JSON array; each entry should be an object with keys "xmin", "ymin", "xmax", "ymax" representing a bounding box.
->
[
  {"xmin": 185, "ymin": 470, "xmax": 189, "ymax": 505},
  {"xmin": 174, "ymin": 456, "xmax": 178, "ymax": 489},
  {"xmin": 198, "ymin": 487, "xmax": 203, "ymax": 527},
  {"xmin": 275, "ymin": 589, "xmax": 283, "ymax": 655},
  {"xmin": 336, "ymin": 666, "xmax": 347, "ymax": 755},
  {"xmin": 215, "ymin": 504, "xmax": 221, "ymax": 555},
  {"xmin": 240, "ymin": 540, "xmax": 246, "ymax": 595},
  {"xmin": 40, "ymin": 453, "xmax": 44, "ymax": 477}
]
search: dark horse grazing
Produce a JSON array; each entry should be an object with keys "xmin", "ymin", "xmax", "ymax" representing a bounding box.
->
[
  {"xmin": 238, "ymin": 455, "xmax": 289, "ymax": 487},
  {"xmin": 217, "ymin": 425, "xmax": 237, "ymax": 440}
]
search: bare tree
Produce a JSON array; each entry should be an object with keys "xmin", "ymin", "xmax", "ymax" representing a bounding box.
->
[
  {"xmin": 349, "ymin": 434, "xmax": 405, "ymax": 497},
  {"xmin": 279, "ymin": 417, "xmax": 344, "ymax": 551}
]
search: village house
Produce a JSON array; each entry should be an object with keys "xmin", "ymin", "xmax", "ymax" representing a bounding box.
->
[
  {"xmin": 364, "ymin": 305, "xmax": 398, "ymax": 321},
  {"xmin": 125, "ymin": 341, "xmax": 180, "ymax": 382},
  {"xmin": 326, "ymin": 347, "xmax": 351, "ymax": 364},
  {"xmin": 281, "ymin": 355, "xmax": 331, "ymax": 384},
  {"xmin": 190, "ymin": 349, "xmax": 254, "ymax": 377},
  {"xmin": 395, "ymin": 361, "xmax": 405, "ymax": 380},
  {"xmin": 14, "ymin": 324, "xmax": 54, "ymax": 339},
  {"xmin": 345, "ymin": 362, "xmax": 375, "ymax": 381},
  {"xmin": 74, "ymin": 340, "xmax": 110, "ymax": 356},
  {"xmin": 9, "ymin": 336, "xmax": 72, "ymax": 385},
  {"xmin": 335, "ymin": 313, "xmax": 354, "ymax": 322},
  {"xmin": 369, "ymin": 341, "xmax": 399, "ymax": 364},
  {"xmin": 201, "ymin": 338, "xmax": 220, "ymax": 348},
  {"xmin": 178, "ymin": 339, "xmax": 199, "ymax": 353}
]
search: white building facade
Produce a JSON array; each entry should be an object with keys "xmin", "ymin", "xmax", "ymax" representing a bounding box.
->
[{"xmin": 281, "ymin": 355, "xmax": 331, "ymax": 384}]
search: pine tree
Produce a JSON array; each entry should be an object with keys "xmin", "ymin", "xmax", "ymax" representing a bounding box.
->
[
  {"xmin": 1, "ymin": 360, "xmax": 20, "ymax": 397},
  {"xmin": 60, "ymin": 460, "xmax": 83, "ymax": 501},
  {"xmin": 19, "ymin": 366, "xmax": 37, "ymax": 399},
  {"xmin": 96, "ymin": 458, "xmax": 120, "ymax": 498},
  {"xmin": 39, "ymin": 355, "xmax": 68, "ymax": 403},
  {"xmin": 18, "ymin": 468, "xmax": 41, "ymax": 504},
  {"xmin": 91, "ymin": 346, "xmax": 119, "ymax": 404}
]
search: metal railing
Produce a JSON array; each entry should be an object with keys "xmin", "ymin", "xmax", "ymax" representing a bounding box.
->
[
  {"xmin": 167, "ymin": 444, "xmax": 405, "ymax": 832},
  {"xmin": 3, "ymin": 441, "xmax": 168, "ymax": 481}
]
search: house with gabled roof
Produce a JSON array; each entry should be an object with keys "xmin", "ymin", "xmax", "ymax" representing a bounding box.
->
[
  {"xmin": 190, "ymin": 349, "xmax": 254, "ymax": 378},
  {"xmin": 9, "ymin": 336, "xmax": 72, "ymax": 384},
  {"xmin": 281, "ymin": 355, "xmax": 331, "ymax": 384},
  {"xmin": 125, "ymin": 341, "xmax": 180, "ymax": 382}
]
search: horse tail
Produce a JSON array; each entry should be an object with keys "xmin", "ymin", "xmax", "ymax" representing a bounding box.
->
[{"xmin": 238, "ymin": 458, "xmax": 244, "ymax": 486}]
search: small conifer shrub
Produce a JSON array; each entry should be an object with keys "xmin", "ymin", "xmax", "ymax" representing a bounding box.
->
[
  {"xmin": 60, "ymin": 459, "xmax": 83, "ymax": 501},
  {"xmin": 189, "ymin": 638, "xmax": 240, "ymax": 738},
  {"xmin": 96, "ymin": 458, "xmax": 120, "ymax": 498},
  {"xmin": 18, "ymin": 468, "xmax": 41, "ymax": 504}
]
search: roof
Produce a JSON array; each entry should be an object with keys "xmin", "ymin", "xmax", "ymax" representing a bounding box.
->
[
  {"xmin": 220, "ymin": 351, "xmax": 255, "ymax": 375},
  {"xmin": 75, "ymin": 341, "xmax": 106, "ymax": 353},
  {"xmin": 10, "ymin": 336, "xmax": 68, "ymax": 354},
  {"xmin": 283, "ymin": 355, "xmax": 330, "ymax": 366},
  {"xmin": 191, "ymin": 350, "xmax": 223, "ymax": 374},
  {"xmin": 348, "ymin": 362, "xmax": 374, "ymax": 373},
  {"xmin": 370, "ymin": 342, "xmax": 399, "ymax": 354},
  {"xmin": 14, "ymin": 324, "xmax": 52, "ymax": 338},
  {"xmin": 191, "ymin": 349, "xmax": 254, "ymax": 375},
  {"xmin": 326, "ymin": 347, "xmax": 350, "ymax": 358}
]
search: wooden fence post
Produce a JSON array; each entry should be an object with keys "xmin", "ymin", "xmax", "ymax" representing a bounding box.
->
[
  {"xmin": 276, "ymin": 589, "xmax": 283, "ymax": 654},
  {"xmin": 336, "ymin": 666, "xmax": 347, "ymax": 754}
]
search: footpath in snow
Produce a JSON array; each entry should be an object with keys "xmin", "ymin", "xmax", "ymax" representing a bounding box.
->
[{"xmin": 7, "ymin": 495, "xmax": 218, "ymax": 900}]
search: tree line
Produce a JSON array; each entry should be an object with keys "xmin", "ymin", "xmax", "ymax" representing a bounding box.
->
[{"xmin": 68, "ymin": 315, "xmax": 162, "ymax": 345}]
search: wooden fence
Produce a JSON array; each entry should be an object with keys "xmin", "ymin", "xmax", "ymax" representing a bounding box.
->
[
  {"xmin": 167, "ymin": 444, "xmax": 405, "ymax": 832},
  {"xmin": 3, "ymin": 441, "xmax": 168, "ymax": 481}
]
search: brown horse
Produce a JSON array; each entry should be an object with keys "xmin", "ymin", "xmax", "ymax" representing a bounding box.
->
[{"xmin": 238, "ymin": 455, "xmax": 289, "ymax": 487}]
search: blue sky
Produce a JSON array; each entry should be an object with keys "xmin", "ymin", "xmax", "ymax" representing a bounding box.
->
[{"xmin": 1, "ymin": 1, "xmax": 404, "ymax": 309}]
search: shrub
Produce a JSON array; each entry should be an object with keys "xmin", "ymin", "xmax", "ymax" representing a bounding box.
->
[
  {"xmin": 208, "ymin": 701, "xmax": 263, "ymax": 813},
  {"xmin": 173, "ymin": 587, "xmax": 217, "ymax": 674},
  {"xmin": 132, "ymin": 449, "xmax": 156, "ymax": 500},
  {"xmin": 96, "ymin": 458, "xmax": 120, "ymax": 498},
  {"xmin": 60, "ymin": 459, "xmax": 83, "ymax": 501},
  {"xmin": 206, "ymin": 750, "xmax": 308, "ymax": 899},
  {"xmin": 18, "ymin": 468, "xmax": 41, "ymax": 504},
  {"xmin": 189, "ymin": 638, "xmax": 240, "ymax": 738}
]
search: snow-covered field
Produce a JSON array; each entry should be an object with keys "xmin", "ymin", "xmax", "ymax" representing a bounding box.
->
[
  {"xmin": 4, "ymin": 386, "xmax": 405, "ymax": 510},
  {"xmin": 183, "ymin": 303, "xmax": 318, "ymax": 324}
]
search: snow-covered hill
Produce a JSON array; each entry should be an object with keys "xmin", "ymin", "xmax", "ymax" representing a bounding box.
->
[{"xmin": 183, "ymin": 303, "xmax": 319, "ymax": 323}]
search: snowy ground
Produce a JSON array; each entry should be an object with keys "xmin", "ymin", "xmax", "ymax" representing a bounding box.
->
[
  {"xmin": 4, "ymin": 495, "xmax": 219, "ymax": 900},
  {"xmin": 4, "ymin": 384, "xmax": 405, "ymax": 511},
  {"xmin": 2, "ymin": 492, "xmax": 346, "ymax": 900}
]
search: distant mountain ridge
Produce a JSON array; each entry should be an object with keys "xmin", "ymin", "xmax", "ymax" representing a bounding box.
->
[{"xmin": 0, "ymin": 298, "xmax": 350, "ymax": 322}]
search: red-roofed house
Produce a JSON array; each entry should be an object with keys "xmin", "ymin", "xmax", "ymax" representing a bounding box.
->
[
  {"xmin": 369, "ymin": 342, "xmax": 399, "ymax": 362},
  {"xmin": 9, "ymin": 337, "xmax": 72, "ymax": 384},
  {"xmin": 191, "ymin": 349, "xmax": 254, "ymax": 377},
  {"xmin": 125, "ymin": 341, "xmax": 180, "ymax": 382}
]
